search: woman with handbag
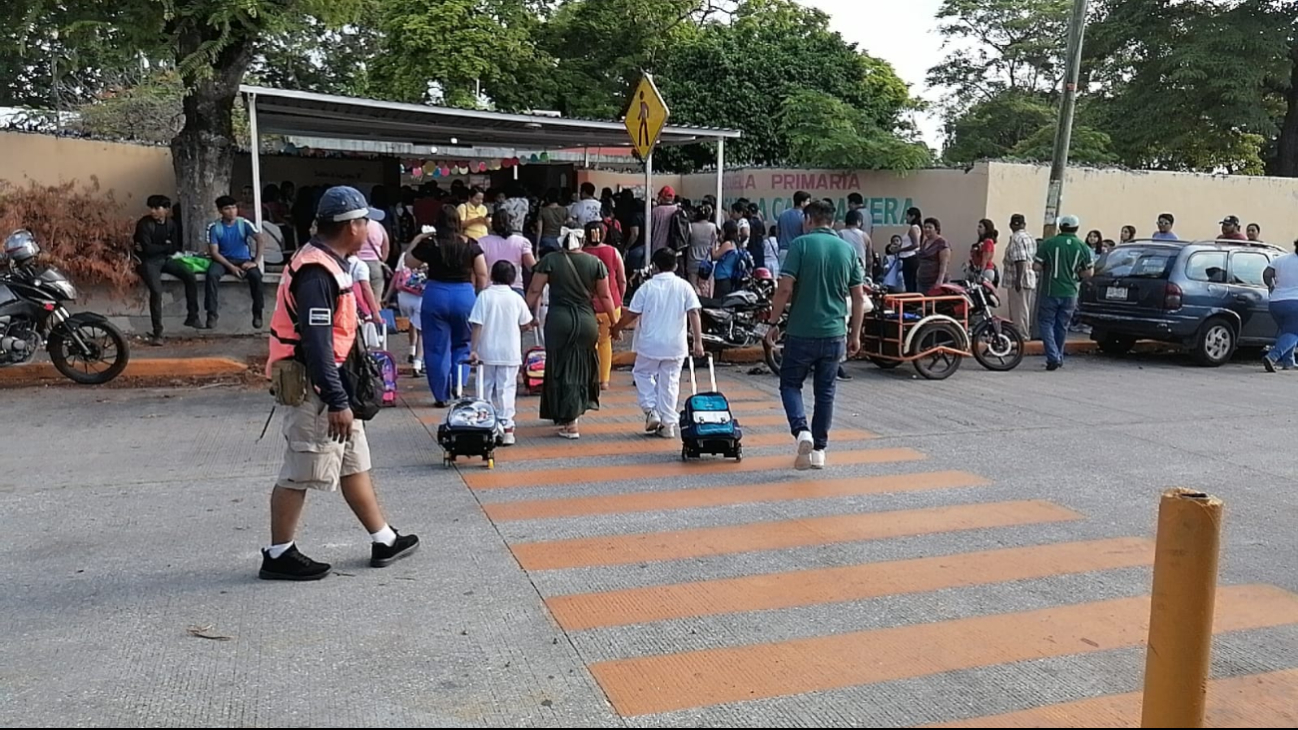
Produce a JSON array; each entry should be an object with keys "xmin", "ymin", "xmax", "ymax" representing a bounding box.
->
[{"xmin": 525, "ymin": 228, "xmax": 618, "ymax": 439}]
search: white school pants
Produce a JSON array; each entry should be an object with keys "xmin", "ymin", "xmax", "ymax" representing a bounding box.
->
[
  {"xmin": 482, "ymin": 364, "xmax": 519, "ymax": 429},
  {"xmin": 633, "ymin": 355, "xmax": 685, "ymax": 427}
]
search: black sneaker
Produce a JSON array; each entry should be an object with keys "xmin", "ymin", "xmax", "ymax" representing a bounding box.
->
[
  {"xmin": 1046, "ymin": 362, "xmax": 1060, "ymax": 372},
  {"xmin": 836, "ymin": 366, "xmax": 853, "ymax": 381},
  {"xmin": 259, "ymin": 544, "xmax": 331, "ymax": 581},
  {"xmin": 371, "ymin": 530, "xmax": 419, "ymax": 568},
  {"xmin": 206, "ymin": 314, "xmax": 219, "ymax": 330},
  {"xmin": 1263, "ymin": 356, "xmax": 1277, "ymax": 373},
  {"xmin": 184, "ymin": 315, "xmax": 205, "ymax": 330},
  {"xmin": 146, "ymin": 333, "xmax": 165, "ymax": 347},
  {"xmin": 252, "ymin": 314, "xmax": 263, "ymax": 329}
]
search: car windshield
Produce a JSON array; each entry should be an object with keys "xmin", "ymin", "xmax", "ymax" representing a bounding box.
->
[{"xmin": 1094, "ymin": 245, "xmax": 1175, "ymax": 279}]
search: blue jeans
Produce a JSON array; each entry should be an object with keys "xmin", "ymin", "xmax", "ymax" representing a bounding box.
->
[
  {"xmin": 1038, "ymin": 295, "xmax": 1077, "ymax": 365},
  {"xmin": 421, "ymin": 281, "xmax": 476, "ymax": 403},
  {"xmin": 1266, "ymin": 299, "xmax": 1298, "ymax": 365},
  {"xmin": 779, "ymin": 335, "xmax": 846, "ymax": 451}
]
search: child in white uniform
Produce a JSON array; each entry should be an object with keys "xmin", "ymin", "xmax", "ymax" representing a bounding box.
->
[{"xmin": 469, "ymin": 261, "xmax": 534, "ymax": 445}]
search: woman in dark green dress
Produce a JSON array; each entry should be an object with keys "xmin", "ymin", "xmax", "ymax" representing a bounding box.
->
[{"xmin": 525, "ymin": 231, "xmax": 618, "ymax": 438}]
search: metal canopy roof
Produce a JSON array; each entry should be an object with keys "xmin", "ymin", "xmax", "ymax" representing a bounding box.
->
[{"xmin": 240, "ymin": 85, "xmax": 740, "ymax": 151}]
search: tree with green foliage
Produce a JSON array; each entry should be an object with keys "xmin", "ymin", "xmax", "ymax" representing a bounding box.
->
[{"xmin": 250, "ymin": 16, "xmax": 382, "ymax": 98}]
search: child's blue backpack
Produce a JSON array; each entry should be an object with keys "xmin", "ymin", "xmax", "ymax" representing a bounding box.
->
[{"xmin": 679, "ymin": 354, "xmax": 743, "ymax": 460}]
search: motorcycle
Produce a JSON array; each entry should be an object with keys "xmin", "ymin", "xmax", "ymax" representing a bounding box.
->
[
  {"xmin": 699, "ymin": 270, "xmax": 776, "ymax": 352},
  {"xmin": 931, "ymin": 272, "xmax": 1024, "ymax": 371},
  {"xmin": 0, "ymin": 230, "xmax": 131, "ymax": 385}
]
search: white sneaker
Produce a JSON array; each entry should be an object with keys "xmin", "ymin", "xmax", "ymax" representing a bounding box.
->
[
  {"xmin": 645, "ymin": 411, "xmax": 662, "ymax": 433},
  {"xmin": 794, "ymin": 431, "xmax": 814, "ymax": 470},
  {"xmin": 656, "ymin": 423, "xmax": 677, "ymax": 439},
  {"xmin": 810, "ymin": 450, "xmax": 826, "ymax": 469},
  {"xmin": 501, "ymin": 429, "xmax": 516, "ymax": 446}
]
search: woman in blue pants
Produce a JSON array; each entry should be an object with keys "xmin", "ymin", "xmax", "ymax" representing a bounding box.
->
[
  {"xmin": 405, "ymin": 208, "xmax": 488, "ymax": 405},
  {"xmin": 1263, "ymin": 241, "xmax": 1298, "ymax": 372}
]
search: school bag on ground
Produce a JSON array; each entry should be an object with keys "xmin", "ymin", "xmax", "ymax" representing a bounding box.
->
[
  {"xmin": 679, "ymin": 354, "xmax": 743, "ymax": 461},
  {"xmin": 437, "ymin": 361, "xmax": 502, "ymax": 468}
]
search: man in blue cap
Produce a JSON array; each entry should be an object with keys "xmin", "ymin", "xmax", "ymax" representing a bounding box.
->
[
  {"xmin": 261, "ymin": 185, "xmax": 418, "ymax": 581},
  {"xmin": 1034, "ymin": 214, "xmax": 1093, "ymax": 371}
]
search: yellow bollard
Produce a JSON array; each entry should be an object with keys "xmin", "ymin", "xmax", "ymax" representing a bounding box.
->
[{"xmin": 1140, "ymin": 488, "xmax": 1223, "ymax": 728}]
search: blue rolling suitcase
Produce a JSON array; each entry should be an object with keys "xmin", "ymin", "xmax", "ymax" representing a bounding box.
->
[{"xmin": 679, "ymin": 354, "xmax": 743, "ymax": 461}]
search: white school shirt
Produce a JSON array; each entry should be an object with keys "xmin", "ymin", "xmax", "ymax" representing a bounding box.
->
[
  {"xmin": 468, "ymin": 285, "xmax": 534, "ymax": 366},
  {"xmin": 627, "ymin": 272, "xmax": 701, "ymax": 360}
]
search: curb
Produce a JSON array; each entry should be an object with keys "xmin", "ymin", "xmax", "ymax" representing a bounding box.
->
[
  {"xmin": 610, "ymin": 340, "xmax": 1098, "ymax": 368},
  {"xmin": 0, "ymin": 356, "xmax": 249, "ymax": 386}
]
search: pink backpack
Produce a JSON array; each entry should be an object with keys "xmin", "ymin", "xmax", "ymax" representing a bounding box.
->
[{"xmin": 369, "ymin": 351, "xmax": 399, "ymax": 406}]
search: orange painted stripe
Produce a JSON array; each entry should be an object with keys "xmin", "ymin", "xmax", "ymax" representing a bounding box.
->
[
  {"xmin": 511, "ymin": 500, "xmax": 1079, "ymax": 570},
  {"xmin": 465, "ymin": 448, "xmax": 926, "ymax": 490},
  {"xmin": 597, "ymin": 388, "xmax": 766, "ymax": 405},
  {"xmin": 497, "ymin": 429, "xmax": 875, "ymax": 462},
  {"xmin": 511, "ymin": 413, "xmax": 792, "ymax": 438},
  {"xmin": 589, "ymin": 584, "xmax": 1298, "ymax": 717},
  {"xmin": 548, "ymin": 537, "xmax": 1153, "ymax": 631},
  {"xmin": 417, "ymin": 402, "xmax": 781, "ymax": 425},
  {"xmin": 484, "ymin": 469, "xmax": 984, "ymax": 522},
  {"xmin": 924, "ymin": 668, "xmax": 1298, "ymax": 728}
]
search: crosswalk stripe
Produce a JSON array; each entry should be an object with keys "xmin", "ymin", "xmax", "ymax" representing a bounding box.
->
[
  {"xmin": 511, "ymin": 413, "xmax": 792, "ymax": 438},
  {"xmin": 496, "ymin": 429, "xmax": 875, "ymax": 462},
  {"xmin": 596, "ymin": 388, "xmax": 766, "ymax": 405},
  {"xmin": 418, "ymin": 402, "xmax": 782, "ymax": 425},
  {"xmin": 464, "ymin": 448, "xmax": 926, "ymax": 490},
  {"xmin": 588, "ymin": 584, "xmax": 1298, "ymax": 717},
  {"xmin": 510, "ymin": 500, "xmax": 1080, "ymax": 570},
  {"xmin": 923, "ymin": 667, "xmax": 1298, "ymax": 728},
  {"xmin": 546, "ymin": 537, "xmax": 1154, "ymax": 631},
  {"xmin": 483, "ymin": 469, "xmax": 984, "ymax": 522}
]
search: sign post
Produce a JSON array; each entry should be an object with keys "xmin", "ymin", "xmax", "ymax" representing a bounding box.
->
[{"xmin": 624, "ymin": 74, "xmax": 670, "ymax": 253}]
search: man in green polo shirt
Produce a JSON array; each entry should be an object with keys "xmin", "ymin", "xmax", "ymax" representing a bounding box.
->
[
  {"xmin": 1034, "ymin": 214, "xmax": 1094, "ymax": 371},
  {"xmin": 765, "ymin": 199, "xmax": 866, "ymax": 470}
]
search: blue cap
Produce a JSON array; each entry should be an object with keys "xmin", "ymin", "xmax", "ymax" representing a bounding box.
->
[
  {"xmin": 1058, "ymin": 214, "xmax": 1080, "ymax": 229},
  {"xmin": 316, "ymin": 186, "xmax": 384, "ymax": 223}
]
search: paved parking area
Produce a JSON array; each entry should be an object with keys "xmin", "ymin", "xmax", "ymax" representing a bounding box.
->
[{"xmin": 2, "ymin": 350, "xmax": 1296, "ymax": 727}]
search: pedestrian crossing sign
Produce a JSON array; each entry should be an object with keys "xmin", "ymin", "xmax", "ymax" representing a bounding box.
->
[{"xmin": 624, "ymin": 74, "xmax": 670, "ymax": 161}]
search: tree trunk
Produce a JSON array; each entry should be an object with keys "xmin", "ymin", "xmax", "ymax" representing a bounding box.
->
[
  {"xmin": 1274, "ymin": 42, "xmax": 1298, "ymax": 177},
  {"xmin": 170, "ymin": 29, "xmax": 256, "ymax": 249}
]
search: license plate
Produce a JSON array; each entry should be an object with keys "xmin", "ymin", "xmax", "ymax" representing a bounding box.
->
[{"xmin": 1105, "ymin": 286, "xmax": 1128, "ymax": 301}]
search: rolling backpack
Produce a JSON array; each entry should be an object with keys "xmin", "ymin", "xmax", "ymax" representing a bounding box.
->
[
  {"xmin": 678, "ymin": 354, "xmax": 743, "ymax": 461},
  {"xmin": 369, "ymin": 350, "xmax": 399, "ymax": 407},
  {"xmin": 437, "ymin": 362, "xmax": 502, "ymax": 468}
]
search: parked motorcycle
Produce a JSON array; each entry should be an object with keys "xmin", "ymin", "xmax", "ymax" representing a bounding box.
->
[
  {"xmin": 932, "ymin": 273, "xmax": 1024, "ymax": 371},
  {"xmin": 699, "ymin": 269, "xmax": 776, "ymax": 352},
  {"xmin": 0, "ymin": 230, "xmax": 131, "ymax": 384}
]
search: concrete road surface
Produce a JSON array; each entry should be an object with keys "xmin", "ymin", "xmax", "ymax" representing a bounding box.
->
[{"xmin": 2, "ymin": 350, "xmax": 1296, "ymax": 728}]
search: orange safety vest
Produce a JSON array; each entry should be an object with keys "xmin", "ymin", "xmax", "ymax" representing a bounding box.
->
[{"xmin": 265, "ymin": 243, "xmax": 358, "ymax": 379}]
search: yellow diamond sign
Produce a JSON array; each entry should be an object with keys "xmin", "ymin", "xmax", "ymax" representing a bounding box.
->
[{"xmin": 624, "ymin": 74, "xmax": 670, "ymax": 160}]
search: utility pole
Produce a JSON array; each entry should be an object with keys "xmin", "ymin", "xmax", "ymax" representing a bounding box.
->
[{"xmin": 1042, "ymin": 0, "xmax": 1090, "ymax": 238}]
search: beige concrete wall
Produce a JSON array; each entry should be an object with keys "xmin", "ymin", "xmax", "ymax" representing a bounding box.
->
[
  {"xmin": 985, "ymin": 162, "xmax": 1298, "ymax": 246},
  {"xmin": 684, "ymin": 166, "xmax": 992, "ymax": 245},
  {"xmin": 0, "ymin": 131, "xmax": 175, "ymax": 211}
]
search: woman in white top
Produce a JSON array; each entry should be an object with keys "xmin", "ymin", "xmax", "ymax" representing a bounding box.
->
[{"xmin": 1262, "ymin": 240, "xmax": 1298, "ymax": 371}]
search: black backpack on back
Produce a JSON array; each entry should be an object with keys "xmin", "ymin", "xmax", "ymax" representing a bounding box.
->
[{"xmin": 667, "ymin": 207, "xmax": 691, "ymax": 252}]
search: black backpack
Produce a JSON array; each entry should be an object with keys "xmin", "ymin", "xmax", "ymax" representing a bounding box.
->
[
  {"xmin": 667, "ymin": 207, "xmax": 691, "ymax": 252},
  {"xmin": 340, "ymin": 337, "xmax": 383, "ymax": 421}
]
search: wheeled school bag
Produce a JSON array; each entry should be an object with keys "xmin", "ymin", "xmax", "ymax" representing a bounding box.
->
[
  {"xmin": 437, "ymin": 362, "xmax": 502, "ymax": 468},
  {"xmin": 369, "ymin": 350, "xmax": 399, "ymax": 407},
  {"xmin": 522, "ymin": 328, "xmax": 546, "ymax": 396},
  {"xmin": 679, "ymin": 354, "xmax": 743, "ymax": 461}
]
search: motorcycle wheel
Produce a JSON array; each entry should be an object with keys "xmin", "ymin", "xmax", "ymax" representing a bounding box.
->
[
  {"xmin": 48, "ymin": 319, "xmax": 131, "ymax": 385},
  {"xmin": 971, "ymin": 321, "xmax": 1024, "ymax": 371},
  {"xmin": 911, "ymin": 321, "xmax": 964, "ymax": 381},
  {"xmin": 867, "ymin": 356, "xmax": 902, "ymax": 369}
]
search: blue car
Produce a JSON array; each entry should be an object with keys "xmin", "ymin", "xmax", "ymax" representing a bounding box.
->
[{"xmin": 1077, "ymin": 238, "xmax": 1285, "ymax": 366}]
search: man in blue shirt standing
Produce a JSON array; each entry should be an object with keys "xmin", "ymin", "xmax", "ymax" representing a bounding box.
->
[
  {"xmin": 206, "ymin": 194, "xmax": 265, "ymax": 329},
  {"xmin": 776, "ymin": 191, "xmax": 811, "ymax": 269}
]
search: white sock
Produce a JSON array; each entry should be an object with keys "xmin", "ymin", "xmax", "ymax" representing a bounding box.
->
[
  {"xmin": 266, "ymin": 541, "xmax": 293, "ymax": 559},
  {"xmin": 370, "ymin": 524, "xmax": 396, "ymax": 546}
]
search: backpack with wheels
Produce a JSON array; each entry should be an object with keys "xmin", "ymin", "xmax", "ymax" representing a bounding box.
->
[
  {"xmin": 678, "ymin": 354, "xmax": 742, "ymax": 461},
  {"xmin": 437, "ymin": 362, "xmax": 502, "ymax": 467},
  {"xmin": 370, "ymin": 350, "xmax": 399, "ymax": 407}
]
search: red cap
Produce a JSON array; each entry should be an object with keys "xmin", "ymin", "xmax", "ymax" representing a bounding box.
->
[{"xmin": 659, "ymin": 185, "xmax": 676, "ymax": 199}]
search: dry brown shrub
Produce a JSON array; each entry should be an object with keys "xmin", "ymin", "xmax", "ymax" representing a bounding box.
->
[{"xmin": 0, "ymin": 180, "xmax": 138, "ymax": 298}]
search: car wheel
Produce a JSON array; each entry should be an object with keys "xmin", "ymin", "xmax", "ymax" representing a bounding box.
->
[{"xmin": 1193, "ymin": 318, "xmax": 1235, "ymax": 367}]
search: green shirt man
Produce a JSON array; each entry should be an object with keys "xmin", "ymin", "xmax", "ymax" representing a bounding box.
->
[
  {"xmin": 1034, "ymin": 230, "xmax": 1093, "ymax": 298},
  {"xmin": 782, "ymin": 227, "xmax": 866, "ymax": 338}
]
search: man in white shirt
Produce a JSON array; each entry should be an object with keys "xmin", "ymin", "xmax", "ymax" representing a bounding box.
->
[
  {"xmin": 570, "ymin": 182, "xmax": 603, "ymax": 228},
  {"xmin": 469, "ymin": 261, "xmax": 534, "ymax": 445},
  {"xmin": 610, "ymin": 247, "xmax": 705, "ymax": 438}
]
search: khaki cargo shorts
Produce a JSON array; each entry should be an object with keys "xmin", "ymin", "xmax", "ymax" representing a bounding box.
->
[{"xmin": 276, "ymin": 389, "xmax": 371, "ymax": 492}]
